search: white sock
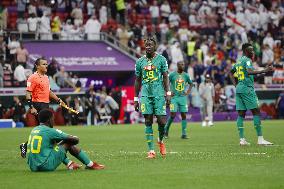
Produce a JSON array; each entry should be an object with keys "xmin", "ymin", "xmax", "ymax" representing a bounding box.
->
[
  {"xmin": 67, "ymin": 161, "xmax": 72, "ymax": 167},
  {"xmin": 149, "ymin": 150, "xmax": 155, "ymax": 153},
  {"xmin": 258, "ymin": 136, "xmax": 264, "ymax": 140},
  {"xmin": 87, "ymin": 161, "xmax": 93, "ymax": 167}
]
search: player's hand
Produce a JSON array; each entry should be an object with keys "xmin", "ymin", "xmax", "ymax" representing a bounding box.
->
[
  {"xmin": 30, "ymin": 107, "xmax": 38, "ymax": 115},
  {"xmin": 134, "ymin": 101, "xmax": 139, "ymax": 112},
  {"xmin": 264, "ymin": 65, "xmax": 273, "ymax": 72},
  {"xmin": 59, "ymin": 99, "xmax": 67, "ymax": 107}
]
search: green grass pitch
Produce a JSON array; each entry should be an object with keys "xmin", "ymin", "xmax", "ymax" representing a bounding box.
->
[{"xmin": 1, "ymin": 120, "xmax": 284, "ymax": 189}]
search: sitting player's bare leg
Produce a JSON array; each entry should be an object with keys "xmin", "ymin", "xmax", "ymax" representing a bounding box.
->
[
  {"xmin": 164, "ymin": 112, "xmax": 176, "ymax": 138},
  {"xmin": 251, "ymin": 108, "xmax": 273, "ymax": 145},
  {"xmin": 60, "ymin": 142, "xmax": 105, "ymax": 170}
]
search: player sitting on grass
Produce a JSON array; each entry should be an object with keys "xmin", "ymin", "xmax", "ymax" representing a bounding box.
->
[
  {"xmin": 20, "ymin": 109, "xmax": 105, "ymax": 171},
  {"xmin": 230, "ymin": 43, "xmax": 273, "ymax": 146}
]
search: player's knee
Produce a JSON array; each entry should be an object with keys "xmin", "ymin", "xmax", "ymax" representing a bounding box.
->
[{"xmin": 181, "ymin": 114, "xmax": 186, "ymax": 120}]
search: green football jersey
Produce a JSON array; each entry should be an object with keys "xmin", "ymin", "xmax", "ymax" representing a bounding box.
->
[
  {"xmin": 135, "ymin": 53, "xmax": 168, "ymax": 97},
  {"xmin": 169, "ymin": 71, "xmax": 193, "ymax": 96},
  {"xmin": 27, "ymin": 125, "xmax": 68, "ymax": 167},
  {"xmin": 232, "ymin": 56, "xmax": 254, "ymax": 93}
]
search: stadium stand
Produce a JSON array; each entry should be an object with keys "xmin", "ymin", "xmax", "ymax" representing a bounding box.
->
[{"xmin": 0, "ymin": 0, "xmax": 283, "ymax": 126}]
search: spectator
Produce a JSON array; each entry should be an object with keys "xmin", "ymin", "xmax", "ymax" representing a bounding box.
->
[
  {"xmin": 86, "ymin": 84, "xmax": 100, "ymax": 125},
  {"xmin": 53, "ymin": 66, "xmax": 75, "ymax": 88},
  {"xmin": 117, "ymin": 25, "xmax": 130, "ymax": 48},
  {"xmin": 39, "ymin": 11, "xmax": 52, "ymax": 40},
  {"xmin": 0, "ymin": 4, "xmax": 8, "ymax": 30},
  {"xmin": 51, "ymin": 16, "xmax": 62, "ymax": 39},
  {"xmin": 87, "ymin": 0, "xmax": 95, "ymax": 18},
  {"xmin": 105, "ymin": 93, "xmax": 119, "ymax": 124},
  {"xmin": 263, "ymin": 32, "xmax": 274, "ymax": 50},
  {"xmin": 149, "ymin": 1, "xmax": 160, "ymax": 25},
  {"xmin": 0, "ymin": 57, "xmax": 3, "ymax": 88},
  {"xmin": 170, "ymin": 42, "xmax": 184, "ymax": 71},
  {"xmin": 14, "ymin": 63, "xmax": 26, "ymax": 87},
  {"xmin": 262, "ymin": 44, "xmax": 274, "ymax": 66},
  {"xmin": 12, "ymin": 96, "xmax": 26, "ymax": 127},
  {"xmin": 8, "ymin": 34, "xmax": 20, "ymax": 64},
  {"xmin": 85, "ymin": 16, "xmax": 102, "ymax": 40},
  {"xmin": 116, "ymin": 0, "xmax": 126, "ymax": 25},
  {"xmin": 71, "ymin": 3, "xmax": 83, "ymax": 26},
  {"xmin": 169, "ymin": 9, "xmax": 181, "ymax": 28},
  {"xmin": 158, "ymin": 18, "xmax": 169, "ymax": 43},
  {"xmin": 160, "ymin": 0, "xmax": 171, "ymax": 22},
  {"xmin": 99, "ymin": 4, "xmax": 107, "ymax": 25},
  {"xmin": 276, "ymin": 91, "xmax": 284, "ymax": 119},
  {"xmin": 16, "ymin": 42, "xmax": 29, "ymax": 67},
  {"xmin": 16, "ymin": 0, "xmax": 26, "ymax": 19},
  {"xmin": 27, "ymin": 13, "xmax": 39, "ymax": 32},
  {"xmin": 199, "ymin": 74, "xmax": 215, "ymax": 127}
]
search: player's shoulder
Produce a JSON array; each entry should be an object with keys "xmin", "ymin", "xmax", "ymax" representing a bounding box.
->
[
  {"xmin": 156, "ymin": 53, "xmax": 167, "ymax": 61},
  {"xmin": 28, "ymin": 72, "xmax": 37, "ymax": 79},
  {"xmin": 136, "ymin": 56, "xmax": 146, "ymax": 64}
]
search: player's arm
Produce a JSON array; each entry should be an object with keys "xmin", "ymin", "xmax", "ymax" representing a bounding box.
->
[
  {"xmin": 247, "ymin": 65, "xmax": 273, "ymax": 75},
  {"xmin": 134, "ymin": 60, "xmax": 142, "ymax": 112},
  {"xmin": 62, "ymin": 135, "xmax": 79, "ymax": 145},
  {"xmin": 229, "ymin": 69, "xmax": 237, "ymax": 86},
  {"xmin": 162, "ymin": 72, "xmax": 171, "ymax": 106}
]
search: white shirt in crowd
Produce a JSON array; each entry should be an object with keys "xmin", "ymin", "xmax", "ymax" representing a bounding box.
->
[
  {"xmin": 149, "ymin": 5, "xmax": 159, "ymax": 18},
  {"xmin": 262, "ymin": 47, "xmax": 274, "ymax": 65},
  {"xmin": 160, "ymin": 3, "xmax": 171, "ymax": 18},
  {"xmin": 87, "ymin": 1, "xmax": 95, "ymax": 16},
  {"xmin": 170, "ymin": 42, "xmax": 184, "ymax": 65},
  {"xmin": 8, "ymin": 40, "xmax": 20, "ymax": 54},
  {"xmin": 14, "ymin": 64, "xmax": 27, "ymax": 82},
  {"xmin": 263, "ymin": 35, "xmax": 274, "ymax": 49},
  {"xmin": 27, "ymin": 17, "xmax": 39, "ymax": 32},
  {"xmin": 85, "ymin": 17, "xmax": 102, "ymax": 40},
  {"xmin": 99, "ymin": 6, "xmax": 107, "ymax": 25},
  {"xmin": 169, "ymin": 12, "xmax": 181, "ymax": 27}
]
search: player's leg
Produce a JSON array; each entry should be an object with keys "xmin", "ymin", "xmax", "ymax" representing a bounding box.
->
[
  {"xmin": 140, "ymin": 97, "xmax": 156, "ymax": 158},
  {"xmin": 201, "ymin": 101, "xmax": 207, "ymax": 127},
  {"xmin": 144, "ymin": 114, "xmax": 155, "ymax": 158},
  {"xmin": 156, "ymin": 115, "xmax": 167, "ymax": 156},
  {"xmin": 179, "ymin": 96, "xmax": 189, "ymax": 138},
  {"xmin": 180, "ymin": 112, "xmax": 188, "ymax": 139},
  {"xmin": 251, "ymin": 108, "xmax": 273, "ymax": 145},
  {"xmin": 154, "ymin": 96, "xmax": 167, "ymax": 157},
  {"xmin": 236, "ymin": 93, "xmax": 249, "ymax": 145},
  {"xmin": 164, "ymin": 112, "xmax": 176, "ymax": 138},
  {"xmin": 61, "ymin": 142, "xmax": 105, "ymax": 170}
]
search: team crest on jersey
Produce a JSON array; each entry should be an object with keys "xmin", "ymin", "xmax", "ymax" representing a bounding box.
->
[
  {"xmin": 144, "ymin": 65, "xmax": 156, "ymax": 71},
  {"xmin": 176, "ymin": 78, "xmax": 184, "ymax": 83}
]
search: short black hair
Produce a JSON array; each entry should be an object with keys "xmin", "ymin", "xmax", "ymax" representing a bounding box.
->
[
  {"xmin": 144, "ymin": 35, "xmax": 157, "ymax": 45},
  {"xmin": 35, "ymin": 57, "xmax": 46, "ymax": 66},
  {"xmin": 242, "ymin": 43, "xmax": 253, "ymax": 52},
  {"xmin": 38, "ymin": 109, "xmax": 53, "ymax": 123}
]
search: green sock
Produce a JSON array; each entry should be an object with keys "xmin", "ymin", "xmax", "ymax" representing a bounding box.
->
[
  {"xmin": 253, "ymin": 115, "xmax": 262, "ymax": 136},
  {"xmin": 181, "ymin": 120, "xmax": 187, "ymax": 136},
  {"xmin": 63, "ymin": 157, "xmax": 71, "ymax": 165},
  {"xmin": 145, "ymin": 126, "xmax": 154, "ymax": 151},
  {"xmin": 237, "ymin": 116, "xmax": 244, "ymax": 138},
  {"xmin": 76, "ymin": 150, "xmax": 92, "ymax": 165},
  {"xmin": 158, "ymin": 125, "xmax": 165, "ymax": 142},
  {"xmin": 165, "ymin": 117, "xmax": 174, "ymax": 133}
]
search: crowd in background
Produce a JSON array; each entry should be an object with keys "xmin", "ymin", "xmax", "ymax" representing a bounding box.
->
[
  {"xmin": 0, "ymin": 85, "xmax": 121, "ymax": 126},
  {"xmin": 0, "ymin": 0, "xmax": 284, "ymax": 126}
]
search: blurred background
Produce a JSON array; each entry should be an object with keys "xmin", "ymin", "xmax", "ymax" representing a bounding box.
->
[{"xmin": 0, "ymin": 0, "xmax": 283, "ymax": 127}]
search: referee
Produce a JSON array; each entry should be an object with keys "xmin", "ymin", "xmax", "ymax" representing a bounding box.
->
[
  {"xmin": 26, "ymin": 57, "xmax": 65, "ymax": 118},
  {"xmin": 20, "ymin": 57, "xmax": 66, "ymax": 158}
]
